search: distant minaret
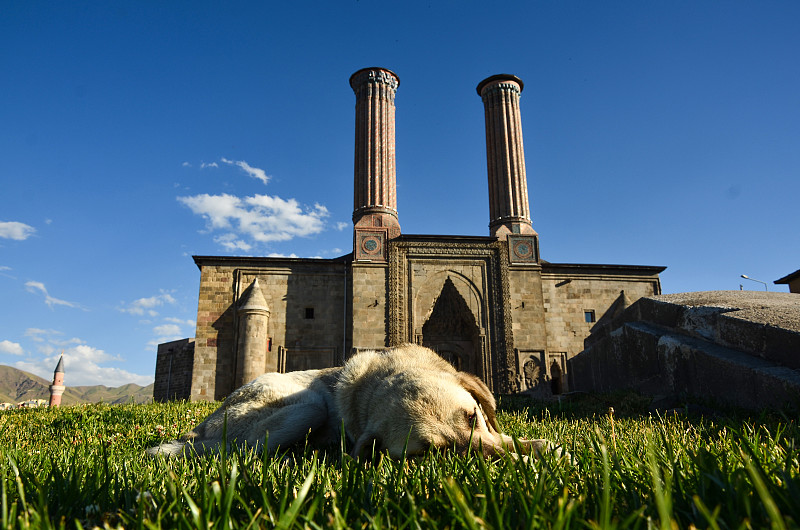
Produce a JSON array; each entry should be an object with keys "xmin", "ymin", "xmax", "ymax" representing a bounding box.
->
[{"xmin": 49, "ymin": 355, "xmax": 65, "ymax": 407}]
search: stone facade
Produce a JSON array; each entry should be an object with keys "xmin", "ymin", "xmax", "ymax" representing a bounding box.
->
[
  {"xmin": 154, "ymin": 68, "xmax": 665, "ymax": 401},
  {"xmin": 568, "ymin": 291, "xmax": 800, "ymax": 410},
  {"xmin": 153, "ymin": 338, "xmax": 195, "ymax": 402}
]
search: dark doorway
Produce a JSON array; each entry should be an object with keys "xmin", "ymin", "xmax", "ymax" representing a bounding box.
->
[{"xmin": 550, "ymin": 359, "xmax": 563, "ymax": 395}]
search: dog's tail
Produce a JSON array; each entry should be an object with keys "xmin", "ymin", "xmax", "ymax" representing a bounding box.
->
[{"xmin": 146, "ymin": 440, "xmax": 187, "ymax": 457}]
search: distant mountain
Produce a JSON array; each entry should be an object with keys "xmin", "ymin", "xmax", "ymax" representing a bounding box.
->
[{"xmin": 0, "ymin": 365, "xmax": 153, "ymax": 406}]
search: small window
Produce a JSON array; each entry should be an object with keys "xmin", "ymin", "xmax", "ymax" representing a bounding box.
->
[
  {"xmin": 584, "ymin": 310, "xmax": 596, "ymax": 323},
  {"xmin": 305, "ymin": 307, "xmax": 315, "ymax": 319}
]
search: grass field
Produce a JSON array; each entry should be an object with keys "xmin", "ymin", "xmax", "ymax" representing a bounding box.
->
[{"xmin": 0, "ymin": 393, "xmax": 797, "ymax": 529}]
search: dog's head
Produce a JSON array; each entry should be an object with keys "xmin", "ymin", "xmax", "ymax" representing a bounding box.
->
[{"xmin": 341, "ymin": 345, "xmax": 548, "ymax": 459}]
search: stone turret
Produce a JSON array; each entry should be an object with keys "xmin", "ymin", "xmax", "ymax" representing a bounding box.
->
[
  {"xmin": 49, "ymin": 355, "xmax": 65, "ymax": 407},
  {"xmin": 235, "ymin": 278, "xmax": 271, "ymax": 387},
  {"xmin": 350, "ymin": 67, "xmax": 401, "ymax": 261}
]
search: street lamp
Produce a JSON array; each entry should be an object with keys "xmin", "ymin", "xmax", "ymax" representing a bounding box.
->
[{"xmin": 741, "ymin": 274, "xmax": 768, "ymax": 291}]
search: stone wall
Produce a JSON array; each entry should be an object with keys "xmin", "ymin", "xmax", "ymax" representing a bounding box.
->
[
  {"xmin": 350, "ymin": 263, "xmax": 388, "ymax": 350},
  {"xmin": 153, "ymin": 338, "xmax": 194, "ymax": 402},
  {"xmin": 191, "ymin": 256, "xmax": 348, "ymax": 400},
  {"xmin": 191, "ymin": 263, "xmax": 236, "ymax": 401},
  {"xmin": 507, "ymin": 265, "xmax": 549, "ymax": 392},
  {"xmin": 541, "ymin": 264, "xmax": 662, "ymax": 360},
  {"xmin": 569, "ymin": 291, "xmax": 800, "ymax": 411}
]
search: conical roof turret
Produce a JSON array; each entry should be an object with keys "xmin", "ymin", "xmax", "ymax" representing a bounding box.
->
[
  {"xmin": 54, "ymin": 355, "xmax": 65, "ymax": 374},
  {"xmin": 238, "ymin": 278, "xmax": 269, "ymax": 312}
]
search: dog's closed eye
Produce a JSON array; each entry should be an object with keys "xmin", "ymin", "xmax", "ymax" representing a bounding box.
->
[{"xmin": 465, "ymin": 409, "xmax": 477, "ymax": 427}]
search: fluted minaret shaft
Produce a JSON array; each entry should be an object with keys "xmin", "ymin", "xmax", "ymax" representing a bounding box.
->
[
  {"xmin": 477, "ymin": 74, "xmax": 536, "ymax": 239},
  {"xmin": 350, "ymin": 67, "xmax": 400, "ymax": 231}
]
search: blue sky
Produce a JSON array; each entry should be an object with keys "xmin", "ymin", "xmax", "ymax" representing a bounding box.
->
[{"xmin": 2, "ymin": 2, "xmax": 798, "ymax": 387}]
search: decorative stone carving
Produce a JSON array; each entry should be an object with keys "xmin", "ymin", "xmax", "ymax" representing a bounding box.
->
[
  {"xmin": 388, "ymin": 237, "xmax": 515, "ymax": 392},
  {"xmin": 508, "ymin": 234, "xmax": 540, "ymax": 264}
]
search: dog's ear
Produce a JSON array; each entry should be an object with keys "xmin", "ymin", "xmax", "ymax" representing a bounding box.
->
[
  {"xmin": 457, "ymin": 372, "xmax": 501, "ymax": 432},
  {"xmin": 350, "ymin": 432, "xmax": 382, "ymax": 460}
]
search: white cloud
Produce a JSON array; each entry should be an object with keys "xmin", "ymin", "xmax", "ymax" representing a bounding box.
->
[
  {"xmin": 0, "ymin": 221, "xmax": 36, "ymax": 240},
  {"xmin": 164, "ymin": 317, "xmax": 196, "ymax": 327},
  {"xmin": 336, "ymin": 222, "xmax": 349, "ymax": 231},
  {"xmin": 0, "ymin": 340, "xmax": 24, "ymax": 356},
  {"xmin": 221, "ymin": 158, "xmax": 270, "ymax": 184},
  {"xmin": 25, "ymin": 281, "xmax": 86, "ymax": 310},
  {"xmin": 14, "ymin": 343, "xmax": 152, "ymax": 387},
  {"xmin": 178, "ymin": 193, "xmax": 329, "ymax": 249},
  {"xmin": 182, "ymin": 161, "xmax": 191, "ymax": 167},
  {"xmin": 153, "ymin": 324, "xmax": 182, "ymax": 337},
  {"xmin": 214, "ymin": 233, "xmax": 252, "ymax": 252},
  {"xmin": 147, "ymin": 317, "xmax": 194, "ymax": 350},
  {"xmin": 201, "ymin": 162, "xmax": 219, "ymax": 169},
  {"xmin": 119, "ymin": 291, "xmax": 177, "ymax": 317}
]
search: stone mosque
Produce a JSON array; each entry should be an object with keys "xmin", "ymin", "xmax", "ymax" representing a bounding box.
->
[{"xmin": 154, "ymin": 68, "xmax": 665, "ymax": 402}]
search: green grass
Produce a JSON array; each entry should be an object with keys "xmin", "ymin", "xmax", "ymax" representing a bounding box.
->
[{"xmin": 0, "ymin": 394, "xmax": 797, "ymax": 529}]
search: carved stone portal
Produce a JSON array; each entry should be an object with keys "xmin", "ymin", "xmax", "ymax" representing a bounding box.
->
[{"xmin": 422, "ymin": 277, "xmax": 482, "ymax": 376}]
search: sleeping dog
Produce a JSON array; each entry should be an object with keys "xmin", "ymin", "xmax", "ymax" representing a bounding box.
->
[{"xmin": 147, "ymin": 344, "xmax": 556, "ymax": 459}]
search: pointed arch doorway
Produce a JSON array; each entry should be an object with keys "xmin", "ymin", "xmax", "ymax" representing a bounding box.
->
[{"xmin": 421, "ymin": 277, "xmax": 483, "ymax": 377}]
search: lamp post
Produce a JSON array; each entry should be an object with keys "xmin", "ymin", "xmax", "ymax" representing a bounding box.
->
[{"xmin": 741, "ymin": 274, "xmax": 768, "ymax": 291}]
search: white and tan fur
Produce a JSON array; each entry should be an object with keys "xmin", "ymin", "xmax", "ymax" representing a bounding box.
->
[{"xmin": 147, "ymin": 344, "xmax": 555, "ymax": 459}]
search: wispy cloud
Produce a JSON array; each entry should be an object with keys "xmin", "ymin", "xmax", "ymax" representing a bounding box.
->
[
  {"xmin": 119, "ymin": 291, "xmax": 177, "ymax": 317},
  {"xmin": 153, "ymin": 324, "xmax": 181, "ymax": 337},
  {"xmin": 0, "ymin": 340, "xmax": 24, "ymax": 356},
  {"xmin": 147, "ymin": 317, "xmax": 195, "ymax": 350},
  {"xmin": 25, "ymin": 328, "xmax": 63, "ymax": 342},
  {"xmin": 177, "ymin": 193, "xmax": 329, "ymax": 251},
  {"xmin": 201, "ymin": 162, "xmax": 219, "ymax": 169},
  {"xmin": 164, "ymin": 317, "xmax": 196, "ymax": 327},
  {"xmin": 336, "ymin": 222, "xmax": 349, "ymax": 231},
  {"xmin": 25, "ymin": 281, "xmax": 86, "ymax": 310},
  {"xmin": 0, "ymin": 221, "xmax": 36, "ymax": 240},
  {"xmin": 221, "ymin": 158, "xmax": 270, "ymax": 184}
]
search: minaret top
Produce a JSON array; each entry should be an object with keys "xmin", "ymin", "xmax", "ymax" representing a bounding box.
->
[
  {"xmin": 54, "ymin": 355, "xmax": 65, "ymax": 374},
  {"xmin": 476, "ymin": 74, "xmax": 524, "ymax": 96},
  {"xmin": 349, "ymin": 67, "xmax": 400, "ymax": 93}
]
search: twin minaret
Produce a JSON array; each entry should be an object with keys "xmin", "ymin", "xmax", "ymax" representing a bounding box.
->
[
  {"xmin": 234, "ymin": 68, "xmax": 538, "ymax": 387},
  {"xmin": 350, "ymin": 67, "xmax": 537, "ymax": 258}
]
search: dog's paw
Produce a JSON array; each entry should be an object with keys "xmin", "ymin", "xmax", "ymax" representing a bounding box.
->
[{"xmin": 146, "ymin": 440, "xmax": 186, "ymax": 457}]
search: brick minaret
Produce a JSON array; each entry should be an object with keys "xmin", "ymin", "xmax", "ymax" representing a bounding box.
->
[
  {"xmin": 477, "ymin": 74, "xmax": 538, "ymax": 248},
  {"xmin": 49, "ymin": 355, "xmax": 65, "ymax": 407},
  {"xmin": 350, "ymin": 67, "xmax": 401, "ymax": 261}
]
